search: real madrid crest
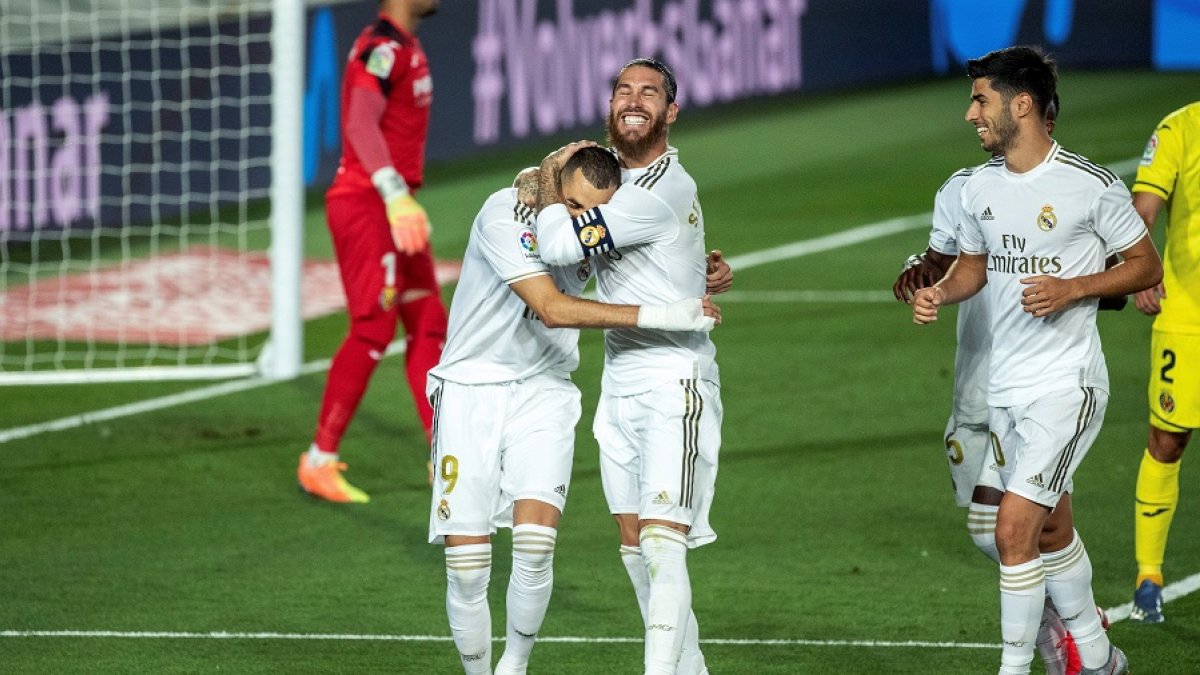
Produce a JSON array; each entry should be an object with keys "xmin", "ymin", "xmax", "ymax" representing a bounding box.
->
[
  {"xmin": 437, "ymin": 499, "xmax": 451, "ymax": 520},
  {"xmin": 579, "ymin": 224, "xmax": 607, "ymax": 247},
  {"xmin": 1037, "ymin": 204, "xmax": 1058, "ymax": 232}
]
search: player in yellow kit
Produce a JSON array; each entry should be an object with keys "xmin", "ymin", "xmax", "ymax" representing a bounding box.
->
[{"xmin": 1129, "ymin": 101, "xmax": 1200, "ymax": 624}]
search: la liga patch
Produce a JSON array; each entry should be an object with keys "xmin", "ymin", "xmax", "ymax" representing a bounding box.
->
[
  {"xmin": 366, "ymin": 44, "xmax": 396, "ymax": 78},
  {"xmin": 519, "ymin": 229, "xmax": 540, "ymax": 261}
]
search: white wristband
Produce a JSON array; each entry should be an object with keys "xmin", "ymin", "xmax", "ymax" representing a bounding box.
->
[
  {"xmin": 637, "ymin": 298, "xmax": 715, "ymax": 332},
  {"xmin": 371, "ymin": 166, "xmax": 409, "ymax": 200}
]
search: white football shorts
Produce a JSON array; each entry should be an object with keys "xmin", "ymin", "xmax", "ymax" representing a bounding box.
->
[
  {"xmin": 943, "ymin": 415, "xmax": 1001, "ymax": 508},
  {"xmin": 989, "ymin": 386, "xmax": 1105, "ymax": 508},
  {"xmin": 427, "ymin": 373, "xmax": 580, "ymax": 544},
  {"xmin": 594, "ymin": 378, "xmax": 722, "ymax": 548}
]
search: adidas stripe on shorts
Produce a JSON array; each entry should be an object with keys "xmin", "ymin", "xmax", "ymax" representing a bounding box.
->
[
  {"xmin": 594, "ymin": 378, "xmax": 722, "ymax": 548},
  {"xmin": 989, "ymin": 386, "xmax": 1106, "ymax": 507}
]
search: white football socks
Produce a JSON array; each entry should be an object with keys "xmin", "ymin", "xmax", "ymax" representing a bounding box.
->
[
  {"xmin": 620, "ymin": 544, "xmax": 708, "ymax": 675},
  {"xmin": 998, "ymin": 558, "xmax": 1045, "ymax": 675},
  {"xmin": 1035, "ymin": 599, "xmax": 1070, "ymax": 675},
  {"xmin": 1042, "ymin": 532, "xmax": 1110, "ymax": 669},
  {"xmin": 620, "ymin": 544, "xmax": 651, "ymax": 621},
  {"xmin": 640, "ymin": 525, "xmax": 691, "ymax": 675},
  {"xmin": 495, "ymin": 525, "xmax": 557, "ymax": 675},
  {"xmin": 446, "ymin": 543, "xmax": 493, "ymax": 675},
  {"xmin": 967, "ymin": 502, "xmax": 1000, "ymax": 564},
  {"xmin": 306, "ymin": 443, "xmax": 337, "ymax": 466}
]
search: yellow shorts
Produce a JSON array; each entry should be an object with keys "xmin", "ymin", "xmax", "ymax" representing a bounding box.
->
[{"xmin": 1148, "ymin": 329, "xmax": 1200, "ymax": 432}]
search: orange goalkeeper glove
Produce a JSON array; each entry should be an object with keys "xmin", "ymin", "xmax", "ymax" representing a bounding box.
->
[{"xmin": 372, "ymin": 167, "xmax": 430, "ymax": 254}]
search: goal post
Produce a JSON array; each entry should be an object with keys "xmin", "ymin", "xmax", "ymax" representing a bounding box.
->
[
  {"xmin": 0, "ymin": 0, "xmax": 304, "ymax": 384},
  {"xmin": 267, "ymin": 0, "xmax": 305, "ymax": 382}
]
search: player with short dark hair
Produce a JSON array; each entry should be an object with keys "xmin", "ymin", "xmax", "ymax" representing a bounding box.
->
[
  {"xmin": 965, "ymin": 47, "xmax": 1057, "ymax": 124},
  {"xmin": 561, "ymin": 146, "xmax": 622, "ymax": 192},
  {"xmin": 913, "ymin": 45, "xmax": 1161, "ymax": 675},
  {"xmin": 298, "ymin": 0, "xmax": 446, "ymax": 503},
  {"xmin": 894, "ymin": 94, "xmax": 1091, "ymax": 674}
]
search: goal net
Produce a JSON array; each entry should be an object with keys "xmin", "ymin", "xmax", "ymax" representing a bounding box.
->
[{"xmin": 0, "ymin": 0, "xmax": 303, "ymax": 384}]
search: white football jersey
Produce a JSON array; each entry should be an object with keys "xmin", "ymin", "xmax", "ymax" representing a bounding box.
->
[
  {"xmin": 536, "ymin": 147, "xmax": 719, "ymax": 395},
  {"xmin": 957, "ymin": 142, "xmax": 1147, "ymax": 406},
  {"xmin": 430, "ymin": 187, "xmax": 592, "ymax": 385},
  {"xmin": 931, "ymin": 163, "xmax": 994, "ymax": 423}
]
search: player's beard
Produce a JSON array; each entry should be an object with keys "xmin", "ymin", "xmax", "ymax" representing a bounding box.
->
[
  {"xmin": 606, "ymin": 107, "xmax": 668, "ymax": 162},
  {"xmin": 982, "ymin": 106, "xmax": 1018, "ymax": 154}
]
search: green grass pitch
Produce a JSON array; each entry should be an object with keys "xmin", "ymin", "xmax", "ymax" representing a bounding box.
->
[{"xmin": 3, "ymin": 70, "xmax": 1200, "ymax": 673}]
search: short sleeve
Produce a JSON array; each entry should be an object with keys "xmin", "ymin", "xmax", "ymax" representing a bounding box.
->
[
  {"xmin": 1132, "ymin": 118, "xmax": 1182, "ymax": 200},
  {"xmin": 955, "ymin": 186, "xmax": 987, "ymax": 255},
  {"xmin": 347, "ymin": 39, "xmax": 406, "ymax": 96},
  {"xmin": 929, "ymin": 178, "xmax": 963, "ymax": 256},
  {"xmin": 1091, "ymin": 181, "xmax": 1149, "ymax": 254},
  {"xmin": 475, "ymin": 207, "xmax": 549, "ymax": 284}
]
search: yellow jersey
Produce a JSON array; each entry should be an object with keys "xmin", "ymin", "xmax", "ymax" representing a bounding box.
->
[{"xmin": 1133, "ymin": 101, "xmax": 1200, "ymax": 333}]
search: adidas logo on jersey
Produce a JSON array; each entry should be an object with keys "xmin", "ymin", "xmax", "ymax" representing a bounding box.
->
[
  {"xmin": 981, "ymin": 207, "xmax": 995, "ymax": 221},
  {"xmin": 554, "ymin": 484, "xmax": 567, "ymax": 496},
  {"xmin": 1026, "ymin": 473, "xmax": 1045, "ymax": 489},
  {"xmin": 652, "ymin": 491, "xmax": 672, "ymax": 505}
]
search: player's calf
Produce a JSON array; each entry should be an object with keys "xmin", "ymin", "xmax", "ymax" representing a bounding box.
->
[
  {"xmin": 446, "ymin": 543, "xmax": 493, "ymax": 674},
  {"xmin": 496, "ymin": 524, "xmax": 557, "ymax": 675}
]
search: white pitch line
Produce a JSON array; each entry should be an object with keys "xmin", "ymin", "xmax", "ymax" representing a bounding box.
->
[
  {"xmin": 722, "ymin": 214, "xmax": 929, "ymax": 271},
  {"xmin": 3, "ymin": 568, "xmax": 1195, "ymax": 648},
  {"xmin": 0, "ymin": 343, "xmax": 404, "ymax": 445},
  {"xmin": 1103, "ymin": 571, "xmax": 1200, "ymax": 623},
  {"xmin": 0, "ymin": 629, "xmax": 999, "ymax": 650}
]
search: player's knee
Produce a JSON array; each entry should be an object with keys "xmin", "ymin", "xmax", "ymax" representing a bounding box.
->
[
  {"xmin": 445, "ymin": 546, "xmax": 492, "ymax": 601},
  {"xmin": 511, "ymin": 531, "xmax": 556, "ymax": 583},
  {"xmin": 513, "ymin": 547, "xmax": 554, "ymax": 577},
  {"xmin": 1038, "ymin": 519, "xmax": 1073, "ymax": 552},
  {"xmin": 639, "ymin": 523, "xmax": 689, "ymax": 557},
  {"xmin": 993, "ymin": 520, "xmax": 1039, "ymax": 562},
  {"xmin": 1148, "ymin": 427, "xmax": 1191, "ymax": 463},
  {"xmin": 446, "ymin": 566, "xmax": 490, "ymax": 602},
  {"xmin": 349, "ymin": 309, "xmax": 398, "ymax": 351}
]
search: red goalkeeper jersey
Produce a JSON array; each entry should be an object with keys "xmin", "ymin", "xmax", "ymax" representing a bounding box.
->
[{"xmin": 328, "ymin": 15, "xmax": 432, "ymax": 198}]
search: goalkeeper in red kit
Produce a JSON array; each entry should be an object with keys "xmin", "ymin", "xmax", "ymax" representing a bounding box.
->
[{"xmin": 299, "ymin": 0, "xmax": 445, "ymax": 503}]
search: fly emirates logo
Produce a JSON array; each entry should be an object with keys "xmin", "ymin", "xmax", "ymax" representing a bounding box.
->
[{"xmin": 988, "ymin": 234, "xmax": 1062, "ymax": 275}]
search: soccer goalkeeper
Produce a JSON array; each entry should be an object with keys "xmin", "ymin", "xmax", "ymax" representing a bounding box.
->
[{"xmin": 299, "ymin": 0, "xmax": 445, "ymax": 503}]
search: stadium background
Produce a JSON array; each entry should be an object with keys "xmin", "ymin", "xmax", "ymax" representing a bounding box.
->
[{"xmin": 3, "ymin": 1, "xmax": 1200, "ymax": 672}]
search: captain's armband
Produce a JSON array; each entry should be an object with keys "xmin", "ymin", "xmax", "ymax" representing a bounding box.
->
[{"xmin": 572, "ymin": 208, "xmax": 616, "ymax": 258}]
